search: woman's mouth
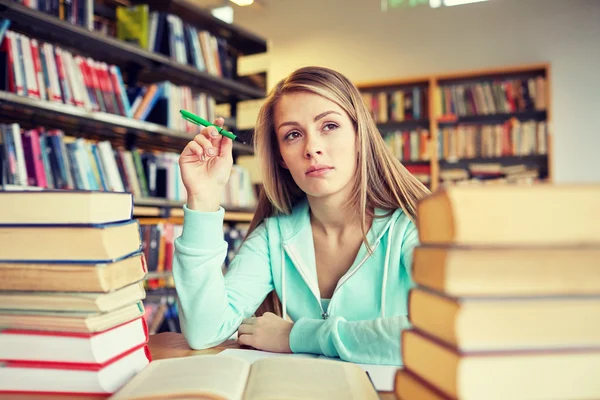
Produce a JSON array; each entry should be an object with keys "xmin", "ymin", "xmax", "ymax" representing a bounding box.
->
[{"xmin": 305, "ymin": 165, "xmax": 334, "ymax": 177}]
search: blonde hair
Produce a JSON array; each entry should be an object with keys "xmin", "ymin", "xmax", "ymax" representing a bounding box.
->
[{"xmin": 246, "ymin": 66, "xmax": 430, "ymax": 316}]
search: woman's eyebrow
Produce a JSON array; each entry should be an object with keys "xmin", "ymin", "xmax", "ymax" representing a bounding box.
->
[{"xmin": 276, "ymin": 110, "xmax": 341, "ymax": 131}]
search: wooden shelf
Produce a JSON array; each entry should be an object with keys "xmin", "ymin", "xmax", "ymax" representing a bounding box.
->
[
  {"xmin": 0, "ymin": 91, "xmax": 254, "ymax": 155},
  {"xmin": 378, "ymin": 120, "xmax": 430, "ymax": 131},
  {"xmin": 0, "ymin": 0, "xmax": 266, "ymax": 102},
  {"xmin": 357, "ymin": 63, "xmax": 552, "ymax": 191},
  {"xmin": 440, "ymin": 154, "xmax": 549, "ymax": 168},
  {"xmin": 132, "ymin": 197, "xmax": 255, "ymax": 222},
  {"xmin": 437, "ymin": 111, "xmax": 547, "ymax": 126}
]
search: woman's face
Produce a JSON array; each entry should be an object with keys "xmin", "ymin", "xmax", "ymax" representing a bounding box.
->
[{"xmin": 273, "ymin": 91, "xmax": 358, "ymax": 200}]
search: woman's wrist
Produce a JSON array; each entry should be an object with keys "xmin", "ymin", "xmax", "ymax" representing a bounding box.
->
[{"xmin": 186, "ymin": 195, "xmax": 221, "ymax": 212}]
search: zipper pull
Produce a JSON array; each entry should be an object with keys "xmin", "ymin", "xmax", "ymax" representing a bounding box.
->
[{"xmin": 321, "ymin": 312, "xmax": 329, "ymax": 320}]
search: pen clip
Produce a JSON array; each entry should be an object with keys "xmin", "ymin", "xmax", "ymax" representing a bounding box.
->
[{"xmin": 181, "ymin": 113, "xmax": 200, "ymax": 126}]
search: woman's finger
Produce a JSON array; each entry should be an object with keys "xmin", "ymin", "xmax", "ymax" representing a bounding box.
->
[
  {"xmin": 241, "ymin": 317, "xmax": 257, "ymax": 325},
  {"xmin": 237, "ymin": 323, "xmax": 255, "ymax": 335},
  {"xmin": 207, "ymin": 117, "xmax": 225, "ymax": 148},
  {"xmin": 237, "ymin": 334, "xmax": 254, "ymax": 348},
  {"xmin": 193, "ymin": 133, "xmax": 217, "ymax": 158},
  {"xmin": 179, "ymin": 140, "xmax": 205, "ymax": 163}
]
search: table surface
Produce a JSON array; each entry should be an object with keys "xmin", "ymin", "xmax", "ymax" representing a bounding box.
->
[{"xmin": 0, "ymin": 332, "xmax": 396, "ymax": 399}]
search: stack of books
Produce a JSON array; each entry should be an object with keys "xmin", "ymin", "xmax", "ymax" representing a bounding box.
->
[
  {"xmin": 396, "ymin": 185, "xmax": 600, "ymax": 400},
  {"xmin": 0, "ymin": 190, "xmax": 150, "ymax": 396}
]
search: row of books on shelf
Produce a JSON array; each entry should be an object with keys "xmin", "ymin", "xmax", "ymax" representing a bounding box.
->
[
  {"xmin": 362, "ymin": 86, "xmax": 427, "ymax": 123},
  {"xmin": 140, "ymin": 222, "xmax": 179, "ymax": 290},
  {"xmin": 131, "ymin": 80, "xmax": 217, "ymax": 131},
  {"xmin": 0, "ymin": 190, "xmax": 151, "ymax": 395},
  {"xmin": 12, "ymin": 0, "xmax": 94, "ymax": 30},
  {"xmin": 436, "ymin": 75, "xmax": 547, "ymax": 119},
  {"xmin": 440, "ymin": 163, "xmax": 542, "ymax": 185},
  {"xmin": 395, "ymin": 185, "xmax": 599, "ymax": 400},
  {"xmin": 381, "ymin": 118, "xmax": 547, "ymax": 165},
  {"xmin": 143, "ymin": 295, "xmax": 181, "ymax": 335},
  {"xmin": 384, "ymin": 128, "xmax": 430, "ymax": 163},
  {"xmin": 363, "ymin": 75, "xmax": 548, "ymax": 124},
  {"xmin": 117, "ymin": 4, "xmax": 232, "ymax": 78},
  {"xmin": 140, "ymin": 220, "xmax": 249, "ymax": 292},
  {"xmin": 0, "ymin": 123, "xmax": 257, "ymax": 207},
  {"xmin": 11, "ymin": 1, "xmax": 235, "ymax": 79},
  {"xmin": 0, "ymin": 22, "xmax": 219, "ymax": 130},
  {"xmin": 438, "ymin": 119, "xmax": 548, "ymax": 161},
  {"xmin": 1, "ymin": 23, "xmax": 130, "ymax": 115}
]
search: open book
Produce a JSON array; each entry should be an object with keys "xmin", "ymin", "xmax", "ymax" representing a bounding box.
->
[{"xmin": 110, "ymin": 354, "xmax": 379, "ymax": 400}]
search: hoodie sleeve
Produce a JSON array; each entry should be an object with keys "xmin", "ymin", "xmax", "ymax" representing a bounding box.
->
[
  {"xmin": 173, "ymin": 205, "xmax": 273, "ymax": 350},
  {"xmin": 288, "ymin": 222, "xmax": 419, "ymax": 365}
]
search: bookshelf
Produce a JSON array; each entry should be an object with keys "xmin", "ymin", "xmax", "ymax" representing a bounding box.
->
[
  {"xmin": 1, "ymin": 0, "xmax": 264, "ymax": 334},
  {"xmin": 357, "ymin": 63, "xmax": 552, "ymax": 191},
  {"xmin": 0, "ymin": 0, "xmax": 266, "ymax": 101},
  {"xmin": 0, "ymin": 0, "xmax": 264, "ymax": 214}
]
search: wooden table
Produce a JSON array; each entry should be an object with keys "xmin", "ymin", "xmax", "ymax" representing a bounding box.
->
[{"xmin": 1, "ymin": 332, "xmax": 397, "ymax": 399}]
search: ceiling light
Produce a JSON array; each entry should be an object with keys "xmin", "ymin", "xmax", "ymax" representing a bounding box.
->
[
  {"xmin": 442, "ymin": 0, "xmax": 488, "ymax": 6},
  {"xmin": 230, "ymin": 0, "xmax": 254, "ymax": 6}
]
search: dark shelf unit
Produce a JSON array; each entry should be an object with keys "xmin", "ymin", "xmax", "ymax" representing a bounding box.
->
[
  {"xmin": 0, "ymin": 91, "xmax": 254, "ymax": 155},
  {"xmin": 379, "ymin": 119, "xmax": 431, "ymax": 132},
  {"xmin": 440, "ymin": 154, "xmax": 548, "ymax": 168},
  {"xmin": 0, "ymin": 0, "xmax": 266, "ymax": 103},
  {"xmin": 437, "ymin": 111, "xmax": 547, "ymax": 126}
]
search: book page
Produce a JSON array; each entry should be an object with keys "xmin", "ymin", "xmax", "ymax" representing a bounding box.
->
[
  {"xmin": 318, "ymin": 355, "xmax": 398, "ymax": 391},
  {"xmin": 243, "ymin": 357, "xmax": 379, "ymax": 400},
  {"xmin": 110, "ymin": 355, "xmax": 250, "ymax": 400},
  {"xmin": 219, "ymin": 348, "xmax": 317, "ymax": 364}
]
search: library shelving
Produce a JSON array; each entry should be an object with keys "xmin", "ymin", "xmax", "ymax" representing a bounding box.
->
[
  {"xmin": 1, "ymin": 0, "xmax": 265, "ymax": 331},
  {"xmin": 357, "ymin": 63, "xmax": 551, "ymax": 191},
  {"xmin": 1, "ymin": 0, "xmax": 266, "ymax": 221},
  {"xmin": 134, "ymin": 197, "xmax": 255, "ymax": 222}
]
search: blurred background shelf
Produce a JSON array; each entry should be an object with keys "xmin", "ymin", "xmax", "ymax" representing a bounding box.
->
[{"xmin": 0, "ymin": 0, "xmax": 266, "ymax": 102}]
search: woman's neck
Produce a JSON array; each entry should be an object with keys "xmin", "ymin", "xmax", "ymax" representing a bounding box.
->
[{"xmin": 307, "ymin": 191, "xmax": 367, "ymax": 237}]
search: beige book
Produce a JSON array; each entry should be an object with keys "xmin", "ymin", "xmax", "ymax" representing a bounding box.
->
[
  {"xmin": 0, "ymin": 281, "xmax": 146, "ymax": 312},
  {"xmin": 0, "ymin": 301, "xmax": 145, "ymax": 333},
  {"xmin": 0, "ymin": 220, "xmax": 141, "ymax": 262},
  {"xmin": 402, "ymin": 329, "xmax": 600, "ymax": 400},
  {"xmin": 110, "ymin": 354, "xmax": 379, "ymax": 400},
  {"xmin": 0, "ymin": 252, "xmax": 146, "ymax": 292},
  {"xmin": 416, "ymin": 184, "xmax": 600, "ymax": 246},
  {"xmin": 394, "ymin": 369, "xmax": 448, "ymax": 400},
  {"xmin": 409, "ymin": 287, "xmax": 600, "ymax": 351},
  {"xmin": 412, "ymin": 246, "xmax": 600, "ymax": 296},
  {"xmin": 0, "ymin": 190, "xmax": 132, "ymax": 224}
]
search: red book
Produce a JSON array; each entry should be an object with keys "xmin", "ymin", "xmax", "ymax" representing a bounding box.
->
[
  {"xmin": 1, "ymin": 31, "xmax": 17, "ymax": 94},
  {"xmin": 0, "ymin": 317, "xmax": 148, "ymax": 365},
  {"xmin": 20, "ymin": 128, "xmax": 47, "ymax": 187},
  {"xmin": 0, "ymin": 343, "xmax": 151, "ymax": 395}
]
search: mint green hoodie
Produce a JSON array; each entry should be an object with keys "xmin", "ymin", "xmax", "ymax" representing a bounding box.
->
[{"xmin": 173, "ymin": 198, "xmax": 418, "ymax": 366}]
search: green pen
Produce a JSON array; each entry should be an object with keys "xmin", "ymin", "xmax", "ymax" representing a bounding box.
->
[{"xmin": 179, "ymin": 109, "xmax": 245, "ymax": 144}]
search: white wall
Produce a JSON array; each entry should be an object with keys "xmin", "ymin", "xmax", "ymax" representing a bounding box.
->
[{"xmin": 234, "ymin": 0, "xmax": 600, "ymax": 183}]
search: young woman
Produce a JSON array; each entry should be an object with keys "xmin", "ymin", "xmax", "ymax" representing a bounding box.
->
[{"xmin": 174, "ymin": 66, "xmax": 430, "ymax": 366}]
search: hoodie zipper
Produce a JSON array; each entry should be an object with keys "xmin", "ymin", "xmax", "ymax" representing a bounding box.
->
[
  {"xmin": 283, "ymin": 240, "xmax": 380, "ymax": 320},
  {"xmin": 329, "ymin": 241, "xmax": 380, "ymax": 306},
  {"xmin": 283, "ymin": 243, "xmax": 327, "ymax": 319}
]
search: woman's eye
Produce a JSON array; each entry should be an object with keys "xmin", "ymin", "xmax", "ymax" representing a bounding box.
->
[
  {"xmin": 284, "ymin": 131, "xmax": 301, "ymax": 141},
  {"xmin": 323, "ymin": 123, "xmax": 338, "ymax": 131}
]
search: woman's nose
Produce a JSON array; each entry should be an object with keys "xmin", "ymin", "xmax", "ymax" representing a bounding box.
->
[{"xmin": 304, "ymin": 135, "xmax": 323, "ymax": 158}]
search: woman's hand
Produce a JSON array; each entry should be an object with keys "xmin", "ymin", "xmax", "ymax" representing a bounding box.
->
[
  {"xmin": 237, "ymin": 312, "xmax": 294, "ymax": 353},
  {"xmin": 179, "ymin": 117, "xmax": 234, "ymax": 212}
]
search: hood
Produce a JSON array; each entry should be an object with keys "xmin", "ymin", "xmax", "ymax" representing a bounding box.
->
[{"xmin": 276, "ymin": 197, "xmax": 406, "ymax": 321}]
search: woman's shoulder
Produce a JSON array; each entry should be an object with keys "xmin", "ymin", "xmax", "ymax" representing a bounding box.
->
[{"xmin": 374, "ymin": 206, "xmax": 418, "ymax": 240}]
